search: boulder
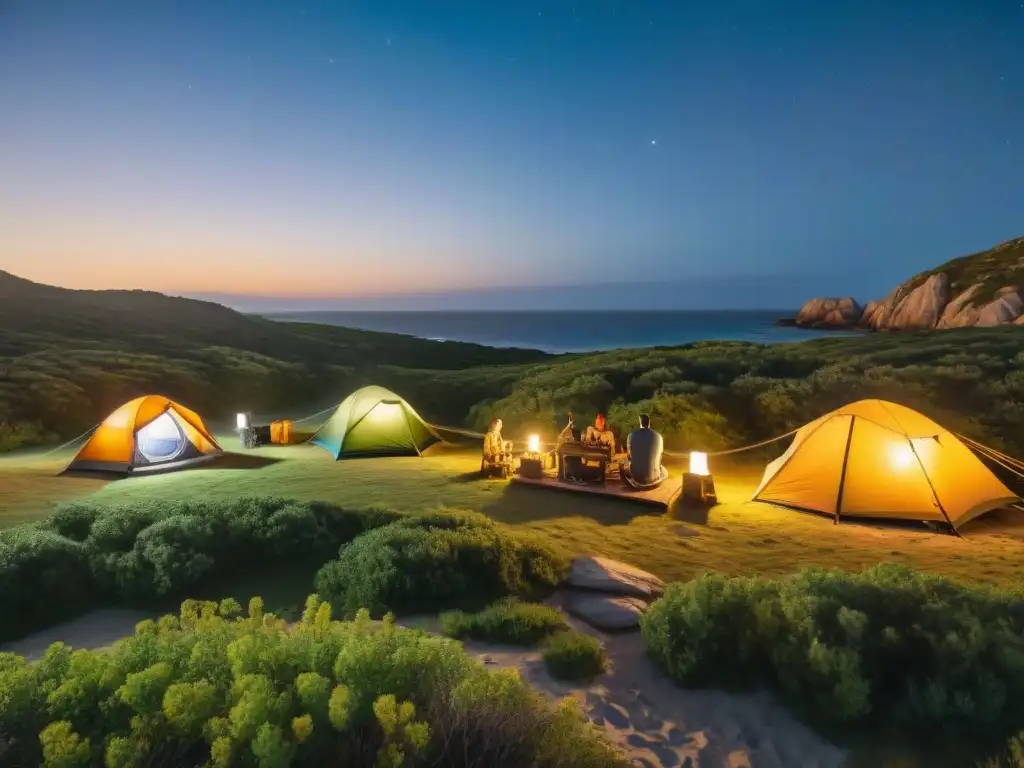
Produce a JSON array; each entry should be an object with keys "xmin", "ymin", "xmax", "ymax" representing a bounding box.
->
[
  {"xmin": 976, "ymin": 287, "xmax": 1024, "ymax": 326},
  {"xmin": 564, "ymin": 593, "xmax": 648, "ymax": 631},
  {"xmin": 794, "ymin": 297, "xmax": 863, "ymax": 328},
  {"xmin": 861, "ymin": 300, "xmax": 880, "ymax": 327},
  {"xmin": 937, "ymin": 283, "xmax": 983, "ymax": 328},
  {"xmin": 884, "ymin": 273, "xmax": 951, "ymax": 329},
  {"xmin": 567, "ymin": 556, "xmax": 666, "ymax": 599}
]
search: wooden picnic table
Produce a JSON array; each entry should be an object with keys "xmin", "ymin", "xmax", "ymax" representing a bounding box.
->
[{"xmin": 557, "ymin": 440, "xmax": 615, "ymax": 484}]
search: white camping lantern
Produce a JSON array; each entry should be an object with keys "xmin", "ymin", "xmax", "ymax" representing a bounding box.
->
[
  {"xmin": 689, "ymin": 451, "xmax": 709, "ymax": 476},
  {"xmin": 236, "ymin": 412, "xmax": 251, "ymax": 431}
]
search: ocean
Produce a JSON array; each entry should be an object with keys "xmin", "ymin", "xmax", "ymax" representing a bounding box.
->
[{"xmin": 264, "ymin": 310, "xmax": 855, "ymax": 354}]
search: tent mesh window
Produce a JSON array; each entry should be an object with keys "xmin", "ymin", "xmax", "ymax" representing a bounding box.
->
[{"xmin": 136, "ymin": 411, "xmax": 187, "ymax": 463}]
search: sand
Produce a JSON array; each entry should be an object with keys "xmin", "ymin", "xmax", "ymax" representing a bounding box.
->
[
  {"xmin": 1, "ymin": 609, "xmax": 153, "ymax": 661},
  {"xmin": 402, "ymin": 614, "xmax": 847, "ymax": 768},
  {"xmin": 4, "ymin": 609, "xmax": 846, "ymax": 768}
]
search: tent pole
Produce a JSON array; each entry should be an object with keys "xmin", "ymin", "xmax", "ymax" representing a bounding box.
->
[
  {"xmin": 400, "ymin": 405, "xmax": 423, "ymax": 457},
  {"xmin": 833, "ymin": 417, "xmax": 856, "ymax": 524},
  {"xmin": 909, "ymin": 439, "xmax": 960, "ymax": 537}
]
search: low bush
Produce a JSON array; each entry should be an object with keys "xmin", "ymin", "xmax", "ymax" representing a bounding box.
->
[
  {"xmin": 315, "ymin": 510, "xmax": 568, "ymax": 619},
  {"xmin": 641, "ymin": 564, "xmax": 1024, "ymax": 734},
  {"xmin": 0, "ymin": 527, "xmax": 94, "ymax": 641},
  {"xmin": 0, "ymin": 498, "xmax": 404, "ymax": 643},
  {"xmin": 981, "ymin": 731, "xmax": 1024, "ymax": 768},
  {"xmin": 441, "ymin": 599, "xmax": 569, "ymax": 645},
  {"xmin": 0, "ymin": 595, "xmax": 626, "ymax": 768},
  {"xmin": 543, "ymin": 632, "xmax": 608, "ymax": 682}
]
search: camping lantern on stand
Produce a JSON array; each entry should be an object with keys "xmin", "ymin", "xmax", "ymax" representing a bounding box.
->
[
  {"xmin": 518, "ymin": 433, "xmax": 545, "ymax": 479},
  {"xmin": 236, "ymin": 412, "xmax": 256, "ymax": 450},
  {"xmin": 682, "ymin": 451, "xmax": 718, "ymax": 505},
  {"xmin": 518, "ymin": 432, "xmax": 555, "ymax": 479}
]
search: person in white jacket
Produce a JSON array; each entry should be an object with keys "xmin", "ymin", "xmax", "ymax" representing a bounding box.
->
[{"xmin": 483, "ymin": 418, "xmax": 512, "ymax": 462}]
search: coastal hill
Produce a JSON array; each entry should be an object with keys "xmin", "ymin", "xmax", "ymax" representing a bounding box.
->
[
  {"xmin": 0, "ymin": 269, "xmax": 547, "ymax": 446},
  {"xmin": 788, "ymin": 236, "xmax": 1024, "ymax": 330},
  {"xmin": 0, "ymin": 270, "xmax": 546, "ymax": 369}
]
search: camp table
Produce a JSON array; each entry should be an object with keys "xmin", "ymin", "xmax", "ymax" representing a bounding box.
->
[{"xmin": 557, "ymin": 440, "xmax": 613, "ymax": 484}]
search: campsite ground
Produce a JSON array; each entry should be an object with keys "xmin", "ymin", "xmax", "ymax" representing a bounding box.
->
[
  {"xmin": 3, "ymin": 438, "xmax": 1023, "ymax": 767},
  {"xmin": 3, "ymin": 436, "xmax": 1023, "ymax": 592}
]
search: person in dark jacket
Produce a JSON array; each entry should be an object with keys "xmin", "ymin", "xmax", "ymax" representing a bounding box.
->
[{"xmin": 625, "ymin": 413, "xmax": 664, "ymax": 485}]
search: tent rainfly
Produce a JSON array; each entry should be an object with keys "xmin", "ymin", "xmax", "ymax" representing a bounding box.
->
[
  {"xmin": 310, "ymin": 386, "xmax": 441, "ymax": 459},
  {"xmin": 753, "ymin": 399, "xmax": 1020, "ymax": 531},
  {"xmin": 66, "ymin": 395, "xmax": 222, "ymax": 474}
]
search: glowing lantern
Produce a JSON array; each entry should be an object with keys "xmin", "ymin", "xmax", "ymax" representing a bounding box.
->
[
  {"xmin": 527, "ymin": 434, "xmax": 541, "ymax": 454},
  {"xmin": 236, "ymin": 412, "xmax": 251, "ymax": 430},
  {"xmin": 683, "ymin": 450, "xmax": 716, "ymax": 506},
  {"xmin": 889, "ymin": 441, "xmax": 914, "ymax": 470},
  {"xmin": 689, "ymin": 451, "xmax": 709, "ymax": 476}
]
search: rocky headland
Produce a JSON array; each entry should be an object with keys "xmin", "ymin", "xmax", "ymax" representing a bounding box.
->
[{"xmin": 783, "ymin": 236, "xmax": 1024, "ymax": 331}]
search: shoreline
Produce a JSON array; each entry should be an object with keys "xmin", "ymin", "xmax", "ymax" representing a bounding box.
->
[{"xmin": 263, "ymin": 308, "xmax": 848, "ymax": 354}]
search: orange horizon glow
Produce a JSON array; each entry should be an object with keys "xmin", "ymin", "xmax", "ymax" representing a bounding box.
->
[{"xmin": 2, "ymin": 264, "xmax": 512, "ymax": 297}]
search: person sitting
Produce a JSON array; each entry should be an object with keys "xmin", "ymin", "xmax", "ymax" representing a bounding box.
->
[
  {"xmin": 624, "ymin": 413, "xmax": 666, "ymax": 486},
  {"xmin": 482, "ymin": 418, "xmax": 512, "ymax": 463},
  {"xmin": 556, "ymin": 413, "xmax": 577, "ymax": 449},
  {"xmin": 584, "ymin": 412, "xmax": 616, "ymax": 454}
]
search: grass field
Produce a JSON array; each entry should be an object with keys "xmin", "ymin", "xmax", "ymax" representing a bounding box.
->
[{"xmin": 3, "ymin": 435, "xmax": 1023, "ymax": 591}]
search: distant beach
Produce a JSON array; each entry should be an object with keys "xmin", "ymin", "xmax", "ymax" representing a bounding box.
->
[{"xmin": 264, "ymin": 310, "xmax": 857, "ymax": 353}]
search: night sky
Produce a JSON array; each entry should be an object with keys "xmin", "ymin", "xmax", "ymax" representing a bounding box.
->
[{"xmin": 1, "ymin": 1, "xmax": 1021, "ymax": 309}]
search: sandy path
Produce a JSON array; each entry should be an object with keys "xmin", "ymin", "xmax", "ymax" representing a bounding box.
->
[
  {"xmin": 1, "ymin": 610, "xmax": 153, "ymax": 661},
  {"xmin": 5, "ymin": 609, "xmax": 845, "ymax": 768},
  {"xmin": 402, "ymin": 614, "xmax": 847, "ymax": 768}
]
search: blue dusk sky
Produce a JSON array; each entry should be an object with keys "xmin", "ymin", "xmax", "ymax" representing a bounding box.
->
[{"xmin": 0, "ymin": 0, "xmax": 1021, "ymax": 310}]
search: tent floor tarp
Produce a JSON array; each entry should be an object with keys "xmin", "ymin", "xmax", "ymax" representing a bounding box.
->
[
  {"xmin": 511, "ymin": 471, "xmax": 682, "ymax": 509},
  {"xmin": 63, "ymin": 454, "xmax": 218, "ymax": 476}
]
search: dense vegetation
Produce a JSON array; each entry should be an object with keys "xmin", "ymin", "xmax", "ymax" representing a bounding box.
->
[
  {"xmin": 542, "ymin": 632, "xmax": 608, "ymax": 682},
  {"xmin": 640, "ymin": 564, "xmax": 1024, "ymax": 736},
  {"xmin": 0, "ymin": 498, "xmax": 404, "ymax": 643},
  {"xmin": 314, "ymin": 512, "xmax": 567, "ymax": 619},
  {"xmin": 919, "ymin": 236, "xmax": 1024, "ymax": 306},
  {"xmin": 466, "ymin": 327, "xmax": 1024, "ymax": 464},
  {"xmin": 0, "ymin": 596, "xmax": 625, "ymax": 767},
  {"xmin": 4, "ymin": 271, "xmax": 1024, "ymax": 473},
  {"xmin": 0, "ymin": 271, "xmax": 546, "ymax": 450},
  {"xmin": 0, "ymin": 502, "xmax": 566, "ymax": 646},
  {"xmin": 441, "ymin": 600, "xmax": 569, "ymax": 646}
]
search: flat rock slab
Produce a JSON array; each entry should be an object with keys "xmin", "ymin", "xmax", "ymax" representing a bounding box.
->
[
  {"xmin": 568, "ymin": 556, "xmax": 666, "ymax": 599},
  {"xmin": 565, "ymin": 592, "xmax": 649, "ymax": 631}
]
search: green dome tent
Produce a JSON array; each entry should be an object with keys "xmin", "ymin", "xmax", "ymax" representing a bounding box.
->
[{"xmin": 310, "ymin": 386, "xmax": 441, "ymax": 459}]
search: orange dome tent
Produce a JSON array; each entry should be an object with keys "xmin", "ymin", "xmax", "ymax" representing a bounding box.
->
[
  {"xmin": 65, "ymin": 395, "xmax": 222, "ymax": 474},
  {"xmin": 752, "ymin": 399, "xmax": 1019, "ymax": 532}
]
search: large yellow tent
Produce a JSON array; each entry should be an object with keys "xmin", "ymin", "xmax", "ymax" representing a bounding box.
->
[
  {"xmin": 65, "ymin": 395, "xmax": 221, "ymax": 474},
  {"xmin": 752, "ymin": 399, "xmax": 1019, "ymax": 531}
]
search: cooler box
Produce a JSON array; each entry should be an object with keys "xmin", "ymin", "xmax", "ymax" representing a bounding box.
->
[{"xmin": 270, "ymin": 420, "xmax": 294, "ymax": 445}]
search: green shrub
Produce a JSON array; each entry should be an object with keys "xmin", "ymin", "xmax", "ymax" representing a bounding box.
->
[
  {"xmin": 981, "ymin": 731, "xmax": 1024, "ymax": 768},
  {"xmin": 0, "ymin": 420, "xmax": 51, "ymax": 452},
  {"xmin": 0, "ymin": 499, "xmax": 404, "ymax": 644},
  {"xmin": 543, "ymin": 631, "xmax": 608, "ymax": 682},
  {"xmin": 0, "ymin": 595, "xmax": 626, "ymax": 768},
  {"xmin": 0, "ymin": 528, "xmax": 95, "ymax": 641},
  {"xmin": 441, "ymin": 599, "xmax": 569, "ymax": 645},
  {"xmin": 641, "ymin": 564, "xmax": 1024, "ymax": 734},
  {"xmin": 315, "ymin": 511, "xmax": 568, "ymax": 619}
]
